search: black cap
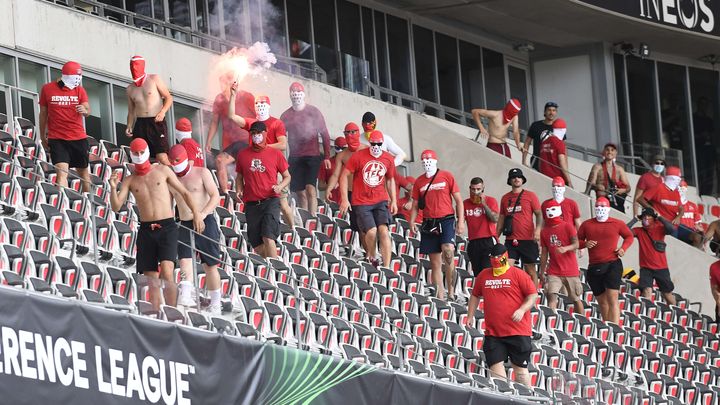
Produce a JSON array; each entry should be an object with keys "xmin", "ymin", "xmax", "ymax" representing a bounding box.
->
[
  {"xmin": 639, "ymin": 207, "xmax": 658, "ymax": 219},
  {"xmin": 507, "ymin": 168, "xmax": 527, "ymax": 185},
  {"xmin": 362, "ymin": 111, "xmax": 376, "ymax": 123},
  {"xmin": 544, "ymin": 101, "xmax": 558, "ymax": 110},
  {"xmin": 490, "ymin": 244, "xmax": 507, "ymax": 257},
  {"xmin": 249, "ymin": 121, "xmax": 267, "ymax": 133}
]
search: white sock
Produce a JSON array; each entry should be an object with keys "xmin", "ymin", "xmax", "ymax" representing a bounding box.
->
[
  {"xmin": 179, "ymin": 281, "xmax": 192, "ymax": 294},
  {"xmin": 209, "ymin": 289, "xmax": 221, "ymax": 306}
]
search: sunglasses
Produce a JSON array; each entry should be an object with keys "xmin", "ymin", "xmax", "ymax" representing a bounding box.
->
[
  {"xmin": 334, "ymin": 146, "xmax": 346, "ymax": 151},
  {"xmin": 370, "ymin": 142, "xmax": 383, "ymax": 146}
]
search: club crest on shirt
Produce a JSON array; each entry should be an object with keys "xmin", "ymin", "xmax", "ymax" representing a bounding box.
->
[
  {"xmin": 550, "ymin": 234, "xmax": 561, "ymax": 247},
  {"xmin": 250, "ymin": 158, "xmax": 266, "ymax": 173},
  {"xmin": 362, "ymin": 160, "xmax": 387, "ymax": 187},
  {"xmin": 466, "ymin": 208, "xmax": 484, "ymax": 217}
]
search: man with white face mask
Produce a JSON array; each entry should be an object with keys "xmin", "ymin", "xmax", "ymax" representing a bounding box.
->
[
  {"xmin": 339, "ymin": 130, "xmax": 398, "ymax": 268},
  {"xmin": 538, "ymin": 118, "xmax": 573, "ymax": 187},
  {"xmin": 109, "ymin": 138, "xmax": 205, "ymax": 310},
  {"xmin": 577, "ymin": 197, "xmax": 634, "ymax": 324},
  {"xmin": 409, "ymin": 150, "xmax": 465, "ymax": 302},
  {"xmin": 633, "ymin": 154, "xmax": 666, "ymax": 216},
  {"xmin": 638, "ymin": 166, "xmax": 684, "ymax": 224},
  {"xmin": 542, "ymin": 177, "xmax": 581, "ymax": 230},
  {"xmin": 39, "ymin": 61, "xmax": 92, "ymax": 193},
  {"xmin": 280, "ymin": 82, "xmax": 332, "ymax": 216}
]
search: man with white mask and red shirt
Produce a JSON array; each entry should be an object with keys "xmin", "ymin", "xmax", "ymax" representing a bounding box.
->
[
  {"xmin": 542, "ymin": 177, "xmax": 581, "ymax": 231},
  {"xmin": 281, "ymin": 82, "xmax": 332, "ymax": 216},
  {"xmin": 168, "ymin": 145, "xmax": 222, "ymax": 314},
  {"xmin": 125, "ymin": 55, "xmax": 173, "ymax": 166},
  {"xmin": 109, "ymin": 138, "xmax": 204, "ymax": 310}
]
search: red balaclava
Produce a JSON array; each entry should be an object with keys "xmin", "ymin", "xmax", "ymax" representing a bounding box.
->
[
  {"xmin": 130, "ymin": 138, "xmax": 151, "ymax": 176},
  {"xmin": 344, "ymin": 122, "xmax": 361, "ymax": 152},
  {"xmin": 130, "ymin": 55, "xmax": 147, "ymax": 87},
  {"xmin": 502, "ymin": 98, "xmax": 522, "ymax": 124},
  {"xmin": 168, "ymin": 144, "xmax": 191, "ymax": 177},
  {"xmin": 543, "ymin": 199, "xmax": 563, "ymax": 226}
]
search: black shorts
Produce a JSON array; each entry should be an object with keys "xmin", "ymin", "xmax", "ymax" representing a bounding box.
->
[
  {"xmin": 246, "ymin": 197, "xmax": 281, "ymax": 248},
  {"xmin": 638, "ymin": 268, "xmax": 674, "ymax": 293},
  {"xmin": 48, "ymin": 138, "xmax": 89, "ymax": 169},
  {"xmin": 353, "ymin": 201, "xmax": 392, "ymax": 233},
  {"xmin": 289, "ymin": 155, "xmax": 323, "ymax": 191},
  {"xmin": 136, "ymin": 218, "xmax": 178, "ymax": 274},
  {"xmin": 222, "ymin": 140, "xmax": 249, "ymax": 159},
  {"xmin": 505, "ymin": 240, "xmax": 540, "ymax": 265},
  {"xmin": 586, "ymin": 259, "xmax": 623, "ymax": 296},
  {"xmin": 177, "ymin": 216, "xmax": 222, "ymax": 266},
  {"xmin": 419, "ymin": 216, "xmax": 456, "ymax": 254},
  {"xmin": 483, "ymin": 335, "xmax": 532, "ymax": 368},
  {"xmin": 467, "ymin": 237, "xmax": 496, "ymax": 277},
  {"xmin": 133, "ymin": 117, "xmax": 169, "ymax": 157}
]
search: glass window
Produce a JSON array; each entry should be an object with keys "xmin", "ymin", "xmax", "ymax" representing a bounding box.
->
[
  {"xmin": 248, "ymin": 0, "xmax": 264, "ymax": 44},
  {"xmin": 223, "ymin": 0, "xmax": 247, "ymax": 45},
  {"xmin": 689, "ymin": 67, "xmax": 719, "ymax": 195},
  {"xmin": 482, "ymin": 48, "xmax": 505, "ymax": 109},
  {"xmin": 386, "ymin": 15, "xmax": 411, "ymax": 95},
  {"xmin": 313, "ymin": 0, "xmax": 339, "ymax": 86},
  {"xmin": 264, "ymin": 0, "xmax": 288, "ymax": 56},
  {"xmin": 658, "ymin": 62, "xmax": 694, "ymax": 185},
  {"xmin": 287, "ymin": 0, "xmax": 312, "ymax": 60},
  {"xmin": 413, "ymin": 25, "xmax": 436, "ymax": 103},
  {"xmin": 168, "ymin": 0, "xmax": 191, "ymax": 27},
  {"xmin": 362, "ymin": 7, "xmax": 376, "ymax": 83},
  {"xmin": 435, "ymin": 33, "xmax": 460, "ymax": 110},
  {"xmin": 374, "ymin": 10, "xmax": 389, "ymax": 89},
  {"xmin": 338, "ymin": 0, "xmax": 362, "ymax": 57},
  {"xmin": 83, "ymin": 77, "xmax": 113, "ymax": 142},
  {"xmin": 173, "ymin": 103, "xmax": 202, "ymax": 144},
  {"xmin": 626, "ymin": 58, "xmax": 659, "ymax": 148},
  {"xmin": 0, "ymin": 55, "xmax": 16, "ymax": 118},
  {"xmin": 113, "ymin": 85, "xmax": 130, "ymax": 147},
  {"xmin": 18, "ymin": 60, "xmax": 47, "ymax": 124},
  {"xmin": 508, "ymin": 65, "xmax": 530, "ymax": 131},
  {"xmin": 459, "ymin": 41, "xmax": 483, "ymax": 112},
  {"xmin": 614, "ymin": 54, "xmax": 631, "ymax": 156}
]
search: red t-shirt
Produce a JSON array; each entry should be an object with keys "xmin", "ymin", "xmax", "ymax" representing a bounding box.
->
[
  {"xmin": 411, "ymin": 171, "xmax": 459, "ymax": 219},
  {"xmin": 632, "ymin": 223, "xmax": 668, "ymax": 270},
  {"xmin": 643, "ymin": 184, "xmax": 681, "ymax": 221},
  {"xmin": 396, "ymin": 175, "xmax": 412, "ymax": 202},
  {"xmin": 710, "ymin": 260, "xmax": 720, "ymax": 287},
  {"xmin": 235, "ymin": 147, "xmax": 289, "ymax": 202},
  {"xmin": 397, "ymin": 196, "xmax": 423, "ymax": 223},
  {"xmin": 318, "ymin": 156, "xmax": 339, "ymax": 203},
  {"xmin": 541, "ymin": 222, "xmax": 580, "ymax": 277},
  {"xmin": 212, "ymin": 90, "xmax": 255, "ymax": 149},
  {"xmin": 39, "ymin": 82, "xmax": 89, "ymax": 141},
  {"xmin": 500, "ymin": 190, "xmax": 540, "ymax": 240},
  {"xmin": 542, "ymin": 198, "xmax": 580, "ymax": 229},
  {"xmin": 471, "ymin": 266, "xmax": 536, "ymax": 337},
  {"xmin": 577, "ymin": 218, "xmax": 634, "ymax": 265},
  {"xmin": 637, "ymin": 172, "xmax": 663, "ymax": 192},
  {"xmin": 681, "ymin": 201, "xmax": 701, "ymax": 229},
  {"xmin": 180, "ymin": 138, "xmax": 204, "ymax": 167},
  {"xmin": 344, "ymin": 149, "xmax": 396, "ymax": 206},
  {"xmin": 243, "ymin": 116, "xmax": 286, "ymax": 145},
  {"xmin": 539, "ymin": 136, "xmax": 567, "ymax": 179},
  {"xmin": 464, "ymin": 197, "xmax": 499, "ymax": 240}
]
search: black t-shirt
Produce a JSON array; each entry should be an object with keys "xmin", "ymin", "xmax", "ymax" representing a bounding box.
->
[{"xmin": 527, "ymin": 120, "xmax": 553, "ymax": 158}]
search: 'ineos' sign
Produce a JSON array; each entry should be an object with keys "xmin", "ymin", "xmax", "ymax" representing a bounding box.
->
[{"xmin": 576, "ymin": 0, "xmax": 720, "ymax": 37}]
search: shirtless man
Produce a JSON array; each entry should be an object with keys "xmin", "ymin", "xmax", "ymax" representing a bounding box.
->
[
  {"xmin": 585, "ymin": 143, "xmax": 631, "ymax": 213},
  {"xmin": 109, "ymin": 138, "xmax": 204, "ymax": 310},
  {"xmin": 126, "ymin": 55, "xmax": 173, "ymax": 166},
  {"xmin": 472, "ymin": 99, "xmax": 522, "ymax": 158},
  {"xmin": 168, "ymin": 145, "xmax": 222, "ymax": 315}
]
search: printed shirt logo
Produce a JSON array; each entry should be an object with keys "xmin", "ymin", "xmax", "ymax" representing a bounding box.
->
[
  {"xmin": 362, "ymin": 160, "xmax": 387, "ymax": 187},
  {"xmin": 50, "ymin": 95, "xmax": 79, "ymax": 106},
  {"xmin": 420, "ymin": 181, "xmax": 447, "ymax": 192},
  {"xmin": 250, "ymin": 158, "xmax": 266, "ymax": 173},
  {"xmin": 466, "ymin": 207, "xmax": 484, "ymax": 217},
  {"xmin": 549, "ymin": 234, "xmax": 561, "ymax": 247},
  {"xmin": 660, "ymin": 199, "xmax": 678, "ymax": 206},
  {"xmin": 484, "ymin": 279, "xmax": 512, "ymax": 289}
]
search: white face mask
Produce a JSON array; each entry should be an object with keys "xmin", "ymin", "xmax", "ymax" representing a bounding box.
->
[
  {"xmin": 595, "ymin": 205, "xmax": 610, "ymax": 222},
  {"xmin": 130, "ymin": 148, "xmax": 150, "ymax": 164},
  {"xmin": 653, "ymin": 164, "xmax": 665, "ymax": 174},
  {"xmin": 642, "ymin": 218, "xmax": 651, "ymax": 227},
  {"xmin": 252, "ymin": 134, "xmax": 264, "ymax": 145},
  {"xmin": 255, "ymin": 102, "xmax": 270, "ymax": 121},
  {"xmin": 62, "ymin": 74, "xmax": 82, "ymax": 90},
  {"xmin": 422, "ymin": 159, "xmax": 438, "ymax": 177},
  {"xmin": 679, "ymin": 187, "xmax": 688, "ymax": 204},
  {"xmin": 552, "ymin": 186, "xmax": 565, "ymax": 202},
  {"xmin": 665, "ymin": 175, "xmax": 681, "ymax": 191},
  {"xmin": 290, "ymin": 91, "xmax": 305, "ymax": 109},
  {"xmin": 370, "ymin": 144, "xmax": 382, "ymax": 158},
  {"xmin": 171, "ymin": 159, "xmax": 188, "ymax": 174}
]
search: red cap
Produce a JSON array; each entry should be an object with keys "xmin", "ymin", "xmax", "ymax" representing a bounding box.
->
[
  {"xmin": 62, "ymin": 61, "xmax": 82, "ymax": 75},
  {"xmin": 168, "ymin": 144, "xmax": 188, "ymax": 162},
  {"xmin": 680, "ymin": 180, "xmax": 688, "ymax": 187},
  {"xmin": 344, "ymin": 122, "xmax": 359, "ymax": 133},
  {"xmin": 334, "ymin": 137, "xmax": 347, "ymax": 147},
  {"xmin": 552, "ymin": 176, "xmax": 566, "ymax": 187},
  {"xmin": 595, "ymin": 197, "xmax": 611, "ymax": 207},
  {"xmin": 421, "ymin": 149, "xmax": 438, "ymax": 160},
  {"xmin": 666, "ymin": 166, "xmax": 681, "ymax": 176},
  {"xmin": 175, "ymin": 118, "xmax": 192, "ymax": 132},
  {"xmin": 130, "ymin": 138, "xmax": 148, "ymax": 153},
  {"xmin": 255, "ymin": 95, "xmax": 271, "ymax": 104},
  {"xmin": 368, "ymin": 130, "xmax": 384, "ymax": 143},
  {"xmin": 289, "ymin": 82, "xmax": 305, "ymax": 92},
  {"xmin": 552, "ymin": 118, "xmax": 567, "ymax": 129}
]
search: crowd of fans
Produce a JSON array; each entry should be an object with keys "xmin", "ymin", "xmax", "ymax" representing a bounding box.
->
[{"xmin": 37, "ymin": 57, "xmax": 720, "ymax": 384}]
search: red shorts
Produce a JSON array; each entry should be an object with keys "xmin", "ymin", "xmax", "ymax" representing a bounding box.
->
[{"xmin": 487, "ymin": 142, "xmax": 511, "ymax": 158}]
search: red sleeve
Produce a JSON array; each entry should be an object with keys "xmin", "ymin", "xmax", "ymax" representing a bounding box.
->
[
  {"xmin": 643, "ymin": 185, "xmax": 658, "ymax": 203},
  {"xmin": 572, "ymin": 201, "xmax": 581, "ymax": 219},
  {"xmin": 488, "ymin": 197, "xmax": 499, "ymax": 212},
  {"xmin": 577, "ymin": 222, "xmax": 587, "ymax": 248},
  {"xmin": 277, "ymin": 151, "xmax": 289, "ymax": 172},
  {"xmin": 78, "ymin": 87, "xmax": 89, "ymax": 104},
  {"xmin": 471, "ymin": 274, "xmax": 483, "ymax": 298},
  {"xmin": 386, "ymin": 157, "xmax": 396, "ymax": 179},
  {"xmin": 397, "ymin": 175, "xmax": 409, "ymax": 189},
  {"xmin": 411, "ymin": 182, "xmax": 420, "ymax": 200},
  {"xmin": 530, "ymin": 192, "xmax": 540, "ymax": 211},
  {"xmin": 619, "ymin": 220, "xmax": 634, "ymax": 251},
  {"xmin": 517, "ymin": 269, "xmax": 536, "ymax": 297},
  {"xmin": 557, "ymin": 139, "xmax": 567, "ymax": 154},
  {"xmin": 449, "ymin": 173, "xmax": 459, "ymax": 193},
  {"xmin": 275, "ymin": 119, "xmax": 287, "ymax": 137},
  {"xmin": 39, "ymin": 86, "xmax": 47, "ymax": 107}
]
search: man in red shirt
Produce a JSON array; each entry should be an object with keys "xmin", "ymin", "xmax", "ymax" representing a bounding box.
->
[
  {"xmin": 539, "ymin": 200, "xmax": 583, "ymax": 313},
  {"xmin": 497, "ymin": 168, "xmax": 543, "ymax": 286},
  {"xmin": 638, "ymin": 166, "xmax": 697, "ymax": 246},
  {"xmin": 464, "ymin": 177, "xmax": 499, "ymax": 277},
  {"xmin": 205, "ymin": 71, "xmax": 255, "ymax": 152},
  {"xmin": 678, "ymin": 180, "xmax": 703, "ymax": 248},
  {"xmin": 633, "ymin": 155, "xmax": 665, "ymax": 216},
  {"xmin": 629, "ymin": 208, "xmax": 676, "ymax": 305},
  {"xmin": 577, "ymin": 197, "xmax": 634, "ymax": 324},
  {"xmin": 409, "ymin": 150, "xmax": 465, "ymax": 301},
  {"xmin": 467, "ymin": 244, "xmax": 537, "ymax": 385},
  {"xmin": 396, "ymin": 176, "xmax": 422, "ymax": 224},
  {"xmin": 235, "ymin": 121, "xmax": 291, "ymax": 259},
  {"xmin": 709, "ymin": 259, "xmax": 720, "ymax": 321},
  {"xmin": 539, "ymin": 119, "xmax": 573, "ymax": 187},
  {"xmin": 39, "ymin": 61, "xmax": 92, "ymax": 193},
  {"xmin": 318, "ymin": 137, "xmax": 347, "ymax": 204},
  {"xmin": 339, "ymin": 130, "xmax": 397, "ymax": 267},
  {"xmin": 542, "ymin": 177, "xmax": 581, "ymax": 230},
  {"xmin": 174, "ymin": 118, "xmax": 204, "ymax": 167}
]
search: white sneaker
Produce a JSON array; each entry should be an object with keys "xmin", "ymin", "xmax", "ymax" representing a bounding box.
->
[
  {"xmin": 208, "ymin": 303, "xmax": 222, "ymax": 316},
  {"xmin": 178, "ymin": 290, "xmax": 196, "ymax": 307}
]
